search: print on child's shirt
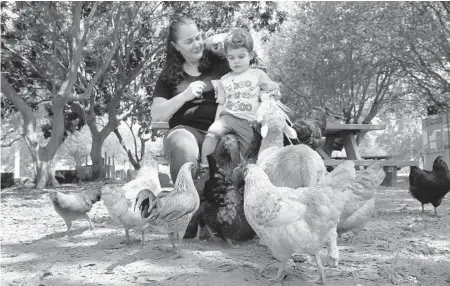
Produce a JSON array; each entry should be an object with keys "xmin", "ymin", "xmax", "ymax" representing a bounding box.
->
[{"xmin": 225, "ymin": 79, "xmax": 256, "ymax": 112}]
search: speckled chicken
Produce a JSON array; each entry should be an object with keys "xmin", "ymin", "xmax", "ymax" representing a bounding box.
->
[
  {"xmin": 101, "ymin": 159, "xmax": 162, "ymax": 245},
  {"xmin": 49, "ymin": 185, "xmax": 102, "ymax": 232},
  {"xmin": 242, "ymin": 162, "xmax": 356, "ymax": 283},
  {"xmin": 135, "ymin": 162, "xmax": 199, "ymax": 257}
]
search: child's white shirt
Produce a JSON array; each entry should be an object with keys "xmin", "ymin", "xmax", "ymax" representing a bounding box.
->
[{"xmin": 215, "ymin": 68, "xmax": 274, "ymax": 122}]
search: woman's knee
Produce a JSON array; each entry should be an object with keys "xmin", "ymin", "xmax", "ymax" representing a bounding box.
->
[{"xmin": 164, "ymin": 128, "xmax": 200, "ymax": 180}]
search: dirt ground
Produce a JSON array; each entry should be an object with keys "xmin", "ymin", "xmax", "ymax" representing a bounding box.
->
[{"xmin": 1, "ymin": 176, "xmax": 450, "ymax": 286}]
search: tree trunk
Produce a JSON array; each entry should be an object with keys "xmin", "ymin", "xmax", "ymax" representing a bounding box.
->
[
  {"xmin": 22, "ymin": 132, "xmax": 60, "ymax": 189},
  {"xmin": 90, "ymin": 136, "xmax": 105, "ymax": 180},
  {"xmin": 36, "ymin": 159, "xmax": 59, "ymax": 189},
  {"xmin": 113, "ymin": 128, "xmax": 141, "ymax": 170}
]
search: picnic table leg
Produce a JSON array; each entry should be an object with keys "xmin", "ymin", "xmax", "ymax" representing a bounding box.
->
[
  {"xmin": 381, "ymin": 166, "xmax": 397, "ymax": 187},
  {"xmin": 323, "ymin": 136, "xmax": 335, "ymax": 158},
  {"xmin": 342, "ymin": 134, "xmax": 362, "ymax": 160}
]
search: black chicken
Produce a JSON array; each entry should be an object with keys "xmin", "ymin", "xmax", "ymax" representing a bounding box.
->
[
  {"xmin": 283, "ymin": 114, "xmax": 327, "ymax": 149},
  {"xmin": 197, "ymin": 129, "xmax": 258, "ymax": 245},
  {"xmin": 198, "ymin": 154, "xmax": 255, "ymax": 246},
  {"xmin": 409, "ymin": 156, "xmax": 450, "ymax": 216}
]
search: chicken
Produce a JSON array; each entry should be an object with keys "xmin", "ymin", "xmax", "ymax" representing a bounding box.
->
[
  {"xmin": 242, "ymin": 163, "xmax": 355, "ymax": 283},
  {"xmin": 337, "ymin": 162, "xmax": 385, "ymax": 241},
  {"xmin": 325, "ymin": 162, "xmax": 386, "ymax": 243},
  {"xmin": 286, "ymin": 114, "xmax": 327, "ymax": 150},
  {"xmin": 135, "ymin": 162, "xmax": 199, "ymax": 257},
  {"xmin": 49, "ymin": 185, "xmax": 102, "ymax": 232},
  {"xmin": 198, "ymin": 154, "xmax": 255, "ymax": 246},
  {"xmin": 101, "ymin": 159, "xmax": 162, "ymax": 245},
  {"xmin": 253, "ymin": 98, "xmax": 327, "ymax": 188},
  {"xmin": 409, "ymin": 156, "xmax": 450, "ymax": 216}
]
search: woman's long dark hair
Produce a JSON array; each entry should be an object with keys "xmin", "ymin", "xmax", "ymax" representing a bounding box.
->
[{"xmin": 159, "ymin": 15, "xmax": 228, "ymax": 87}]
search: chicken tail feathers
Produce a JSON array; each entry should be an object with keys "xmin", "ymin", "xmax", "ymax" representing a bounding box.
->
[
  {"xmin": 206, "ymin": 154, "xmax": 219, "ymax": 177},
  {"xmin": 134, "ymin": 189, "xmax": 157, "ymax": 219},
  {"xmin": 84, "ymin": 186, "xmax": 102, "ymax": 204}
]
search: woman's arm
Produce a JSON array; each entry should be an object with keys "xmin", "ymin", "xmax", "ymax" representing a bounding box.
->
[
  {"xmin": 151, "ymin": 95, "xmax": 187, "ymax": 122},
  {"xmin": 151, "ymin": 80, "xmax": 206, "ymax": 122}
]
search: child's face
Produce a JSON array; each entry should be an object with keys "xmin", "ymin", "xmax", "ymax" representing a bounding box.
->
[{"xmin": 226, "ymin": 47, "xmax": 253, "ymax": 74}]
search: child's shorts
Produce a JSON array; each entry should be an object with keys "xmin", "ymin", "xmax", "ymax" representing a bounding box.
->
[{"xmin": 207, "ymin": 113, "xmax": 253, "ymax": 155}]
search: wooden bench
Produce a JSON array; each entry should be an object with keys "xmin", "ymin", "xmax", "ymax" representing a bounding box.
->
[{"xmin": 323, "ymin": 159, "xmax": 419, "ymax": 186}]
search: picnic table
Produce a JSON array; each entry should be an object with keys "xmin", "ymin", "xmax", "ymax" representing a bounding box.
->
[
  {"xmin": 151, "ymin": 121, "xmax": 418, "ymax": 186},
  {"xmin": 316, "ymin": 123, "xmax": 386, "ymax": 160},
  {"xmin": 315, "ymin": 123, "xmax": 418, "ymax": 186}
]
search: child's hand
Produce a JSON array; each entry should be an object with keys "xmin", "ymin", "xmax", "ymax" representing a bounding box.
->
[
  {"xmin": 260, "ymin": 90, "xmax": 281, "ymax": 101},
  {"xmin": 272, "ymin": 89, "xmax": 281, "ymax": 100},
  {"xmin": 260, "ymin": 82, "xmax": 280, "ymax": 92},
  {"xmin": 260, "ymin": 82, "xmax": 281, "ymax": 100}
]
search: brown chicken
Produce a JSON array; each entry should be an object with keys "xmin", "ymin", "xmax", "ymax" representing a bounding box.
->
[
  {"xmin": 49, "ymin": 185, "xmax": 102, "ymax": 232},
  {"xmin": 135, "ymin": 162, "xmax": 199, "ymax": 257}
]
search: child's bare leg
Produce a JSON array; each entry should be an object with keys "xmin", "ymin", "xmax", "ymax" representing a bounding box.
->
[{"xmin": 201, "ymin": 133, "xmax": 220, "ymax": 167}]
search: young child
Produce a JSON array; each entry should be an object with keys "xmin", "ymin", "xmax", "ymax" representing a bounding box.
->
[{"xmin": 200, "ymin": 28, "xmax": 280, "ymax": 170}]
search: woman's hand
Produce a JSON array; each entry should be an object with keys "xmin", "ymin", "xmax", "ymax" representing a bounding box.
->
[
  {"xmin": 204, "ymin": 33, "xmax": 227, "ymax": 57},
  {"xmin": 183, "ymin": 81, "xmax": 206, "ymax": 101}
]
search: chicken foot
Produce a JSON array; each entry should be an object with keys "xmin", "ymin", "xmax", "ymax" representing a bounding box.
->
[
  {"xmin": 154, "ymin": 233, "xmax": 182, "ymax": 260},
  {"xmin": 266, "ymin": 261, "xmax": 287, "ymax": 282},
  {"xmin": 258, "ymin": 261, "xmax": 277, "ymax": 276},
  {"xmin": 226, "ymin": 238, "xmax": 238, "ymax": 248},
  {"xmin": 350, "ymin": 229, "xmax": 362, "ymax": 244}
]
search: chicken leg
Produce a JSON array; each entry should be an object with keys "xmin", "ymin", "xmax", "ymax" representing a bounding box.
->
[
  {"xmin": 83, "ymin": 214, "xmax": 95, "ymax": 230},
  {"xmin": 169, "ymin": 232, "xmax": 182, "ymax": 258},
  {"xmin": 120, "ymin": 228, "xmax": 131, "ymax": 245},
  {"xmin": 141, "ymin": 231, "xmax": 146, "ymax": 247},
  {"xmin": 64, "ymin": 219, "xmax": 72, "ymax": 232},
  {"xmin": 326, "ymin": 228, "xmax": 339, "ymax": 267},
  {"xmin": 192, "ymin": 224, "xmax": 202, "ymax": 242},
  {"xmin": 308, "ymin": 251, "xmax": 325, "ymax": 284}
]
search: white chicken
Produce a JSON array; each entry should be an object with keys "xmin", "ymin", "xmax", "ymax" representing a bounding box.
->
[
  {"xmin": 242, "ymin": 162, "xmax": 355, "ymax": 283},
  {"xmin": 101, "ymin": 159, "xmax": 162, "ymax": 246},
  {"xmin": 255, "ymin": 98, "xmax": 327, "ymax": 188},
  {"xmin": 242, "ymin": 160, "xmax": 386, "ymax": 283},
  {"xmin": 335, "ymin": 161, "xmax": 386, "ymax": 243},
  {"xmin": 135, "ymin": 162, "xmax": 199, "ymax": 258}
]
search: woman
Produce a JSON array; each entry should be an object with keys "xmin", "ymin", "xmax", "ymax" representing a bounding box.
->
[{"xmin": 151, "ymin": 16, "xmax": 231, "ymax": 183}]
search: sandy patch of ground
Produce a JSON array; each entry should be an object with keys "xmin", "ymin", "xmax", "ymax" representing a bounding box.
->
[{"xmin": 1, "ymin": 180, "xmax": 449, "ymax": 286}]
